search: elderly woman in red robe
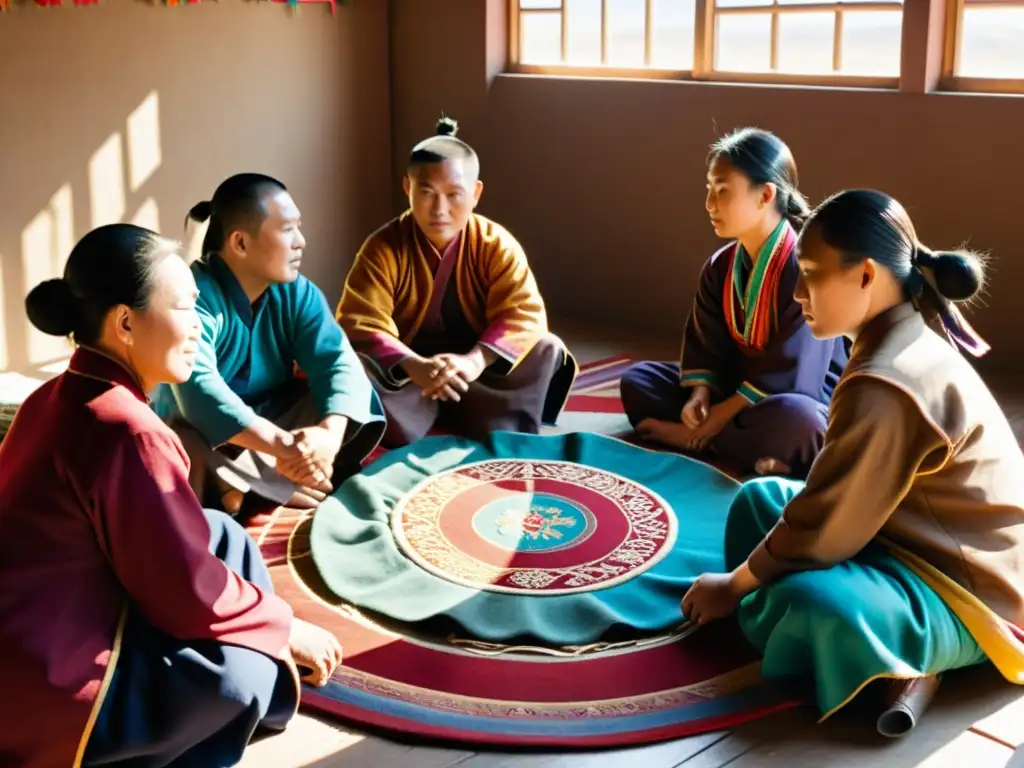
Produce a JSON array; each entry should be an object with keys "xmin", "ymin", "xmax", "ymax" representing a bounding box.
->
[{"xmin": 0, "ymin": 223, "xmax": 341, "ymax": 767}]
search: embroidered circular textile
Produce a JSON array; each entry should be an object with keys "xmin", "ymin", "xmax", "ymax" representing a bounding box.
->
[
  {"xmin": 391, "ymin": 458, "xmax": 677, "ymax": 595},
  {"xmin": 246, "ymin": 430, "xmax": 803, "ymax": 746},
  {"xmin": 309, "ymin": 432, "xmax": 742, "ymax": 646},
  {"xmin": 249, "ymin": 417, "xmax": 806, "ymax": 749}
]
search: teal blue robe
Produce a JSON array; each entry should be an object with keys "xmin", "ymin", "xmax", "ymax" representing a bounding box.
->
[{"xmin": 154, "ymin": 255, "xmax": 384, "ymax": 454}]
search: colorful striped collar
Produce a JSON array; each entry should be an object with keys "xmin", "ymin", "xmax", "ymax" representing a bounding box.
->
[{"xmin": 723, "ymin": 219, "xmax": 795, "ymax": 351}]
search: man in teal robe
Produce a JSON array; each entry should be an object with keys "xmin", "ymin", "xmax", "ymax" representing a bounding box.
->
[{"xmin": 154, "ymin": 173, "xmax": 385, "ymax": 511}]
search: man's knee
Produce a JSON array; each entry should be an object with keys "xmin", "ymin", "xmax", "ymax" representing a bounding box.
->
[
  {"xmin": 382, "ymin": 416, "xmax": 433, "ymax": 448},
  {"xmin": 529, "ymin": 333, "xmax": 565, "ymax": 361}
]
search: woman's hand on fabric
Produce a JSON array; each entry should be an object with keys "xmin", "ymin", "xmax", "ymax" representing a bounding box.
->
[
  {"xmin": 288, "ymin": 618, "xmax": 344, "ymax": 687},
  {"xmin": 681, "ymin": 572, "xmax": 745, "ymax": 625},
  {"xmin": 681, "ymin": 386, "xmax": 711, "ymax": 429}
]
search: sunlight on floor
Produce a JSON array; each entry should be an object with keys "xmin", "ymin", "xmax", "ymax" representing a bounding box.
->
[{"xmin": 236, "ymin": 714, "xmax": 366, "ymax": 768}]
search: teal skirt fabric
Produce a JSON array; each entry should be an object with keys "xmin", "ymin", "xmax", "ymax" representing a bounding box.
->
[{"xmin": 726, "ymin": 477, "xmax": 987, "ymax": 716}]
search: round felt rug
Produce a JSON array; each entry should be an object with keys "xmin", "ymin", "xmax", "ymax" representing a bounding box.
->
[
  {"xmin": 391, "ymin": 458, "xmax": 677, "ymax": 595},
  {"xmin": 309, "ymin": 432, "xmax": 743, "ymax": 646},
  {"xmin": 248, "ymin": 431, "xmax": 803, "ymax": 747}
]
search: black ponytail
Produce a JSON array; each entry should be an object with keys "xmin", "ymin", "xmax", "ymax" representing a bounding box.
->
[
  {"xmin": 914, "ymin": 245, "xmax": 986, "ymax": 303},
  {"xmin": 187, "ymin": 174, "xmax": 287, "ymax": 258},
  {"xmin": 782, "ymin": 188, "xmax": 812, "ymax": 230},
  {"xmin": 807, "ymin": 188, "xmax": 990, "ymax": 356},
  {"xmin": 408, "ymin": 113, "xmax": 480, "ymax": 176},
  {"xmin": 25, "ymin": 224, "xmax": 179, "ymax": 346}
]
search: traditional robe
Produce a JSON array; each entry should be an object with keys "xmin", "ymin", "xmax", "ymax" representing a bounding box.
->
[
  {"xmin": 620, "ymin": 220, "xmax": 847, "ymax": 477},
  {"xmin": 336, "ymin": 211, "xmax": 577, "ymax": 446},
  {"xmin": 154, "ymin": 254, "xmax": 385, "ymax": 504},
  {"xmin": 723, "ymin": 302, "xmax": 1024, "ymax": 718},
  {"xmin": 0, "ymin": 348, "xmax": 299, "ymax": 768}
]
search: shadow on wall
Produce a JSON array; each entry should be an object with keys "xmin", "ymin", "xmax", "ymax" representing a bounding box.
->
[
  {"xmin": 0, "ymin": 0, "xmax": 393, "ymax": 384},
  {"xmin": 4, "ymin": 91, "xmax": 206, "ymax": 378}
]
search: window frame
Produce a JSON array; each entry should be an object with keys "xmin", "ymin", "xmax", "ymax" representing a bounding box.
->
[
  {"xmin": 940, "ymin": 0, "xmax": 1024, "ymax": 93},
  {"xmin": 507, "ymin": 0, "xmax": 902, "ymax": 88}
]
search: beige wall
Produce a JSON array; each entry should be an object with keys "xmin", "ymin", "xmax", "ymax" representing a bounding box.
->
[
  {"xmin": 5, "ymin": 1, "xmax": 1024, "ymax": 375},
  {"xmin": 0, "ymin": 0, "xmax": 392, "ymax": 374},
  {"xmin": 390, "ymin": 0, "xmax": 1024, "ymax": 372}
]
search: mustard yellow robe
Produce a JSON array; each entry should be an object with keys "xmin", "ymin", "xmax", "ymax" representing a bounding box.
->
[{"xmin": 336, "ymin": 211, "xmax": 577, "ymax": 423}]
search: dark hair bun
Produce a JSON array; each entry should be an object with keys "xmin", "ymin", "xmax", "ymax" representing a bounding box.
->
[
  {"xmin": 930, "ymin": 249, "xmax": 986, "ymax": 302},
  {"xmin": 187, "ymin": 200, "xmax": 213, "ymax": 223},
  {"xmin": 25, "ymin": 278, "xmax": 79, "ymax": 337},
  {"xmin": 435, "ymin": 115, "xmax": 459, "ymax": 137}
]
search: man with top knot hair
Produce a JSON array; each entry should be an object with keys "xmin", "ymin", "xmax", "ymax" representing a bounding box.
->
[{"xmin": 336, "ymin": 115, "xmax": 577, "ymax": 446}]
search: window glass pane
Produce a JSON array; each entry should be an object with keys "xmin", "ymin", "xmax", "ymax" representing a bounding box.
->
[
  {"xmin": 777, "ymin": 12, "xmax": 834, "ymax": 74},
  {"xmin": 607, "ymin": 0, "xmax": 647, "ymax": 65},
  {"xmin": 779, "ymin": 0, "xmax": 902, "ymax": 4},
  {"xmin": 521, "ymin": 12, "xmax": 563, "ymax": 64},
  {"xmin": 959, "ymin": 6, "xmax": 1024, "ymax": 79},
  {"xmin": 716, "ymin": 0, "xmax": 772, "ymax": 8},
  {"xmin": 565, "ymin": 0, "xmax": 602, "ymax": 64},
  {"xmin": 651, "ymin": 0, "xmax": 696, "ymax": 67},
  {"xmin": 716, "ymin": 13, "xmax": 772, "ymax": 72},
  {"xmin": 841, "ymin": 10, "xmax": 902, "ymax": 75},
  {"xmin": 520, "ymin": 0, "xmax": 562, "ymax": 9}
]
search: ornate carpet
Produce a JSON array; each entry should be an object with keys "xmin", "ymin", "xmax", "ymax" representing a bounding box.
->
[{"xmin": 245, "ymin": 356, "xmax": 802, "ymax": 747}]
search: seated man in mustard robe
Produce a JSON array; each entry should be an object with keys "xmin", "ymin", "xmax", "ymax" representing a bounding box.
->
[{"xmin": 336, "ymin": 116, "xmax": 577, "ymax": 447}]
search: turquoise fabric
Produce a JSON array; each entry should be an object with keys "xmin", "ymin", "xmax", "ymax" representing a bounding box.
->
[
  {"xmin": 726, "ymin": 477, "xmax": 987, "ymax": 716},
  {"xmin": 153, "ymin": 255, "xmax": 383, "ymax": 446},
  {"xmin": 309, "ymin": 432, "xmax": 740, "ymax": 645}
]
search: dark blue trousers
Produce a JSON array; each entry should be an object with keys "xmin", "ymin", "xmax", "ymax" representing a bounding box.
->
[{"xmin": 83, "ymin": 510, "xmax": 297, "ymax": 767}]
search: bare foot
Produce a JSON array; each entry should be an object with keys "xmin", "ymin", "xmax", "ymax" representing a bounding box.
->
[
  {"xmin": 754, "ymin": 457, "xmax": 791, "ymax": 476},
  {"xmin": 637, "ymin": 418, "xmax": 699, "ymax": 451},
  {"xmin": 220, "ymin": 489, "xmax": 245, "ymax": 516}
]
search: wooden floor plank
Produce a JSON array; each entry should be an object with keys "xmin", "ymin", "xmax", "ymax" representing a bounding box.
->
[
  {"xmin": 914, "ymin": 731, "xmax": 1011, "ymax": 767},
  {"xmin": 971, "ymin": 691, "xmax": 1024, "ymax": 748},
  {"xmin": 675, "ymin": 731, "xmax": 764, "ymax": 767},
  {"xmin": 298, "ymin": 737, "xmax": 474, "ymax": 768},
  {"xmin": 237, "ymin": 713, "xmax": 366, "ymax": 767},
  {"xmin": 450, "ymin": 731, "xmax": 729, "ymax": 768},
  {"xmin": 712, "ymin": 667, "xmax": 1021, "ymax": 768}
]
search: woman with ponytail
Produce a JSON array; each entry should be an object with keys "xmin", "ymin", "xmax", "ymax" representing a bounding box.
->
[
  {"xmin": 621, "ymin": 127, "xmax": 847, "ymax": 479},
  {"xmin": 0, "ymin": 224, "xmax": 343, "ymax": 766},
  {"xmin": 683, "ymin": 189, "xmax": 1024, "ymax": 735}
]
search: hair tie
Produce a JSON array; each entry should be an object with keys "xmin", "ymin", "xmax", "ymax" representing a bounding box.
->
[
  {"xmin": 913, "ymin": 244, "xmax": 936, "ymax": 268},
  {"xmin": 904, "ymin": 244, "xmax": 934, "ymax": 295}
]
